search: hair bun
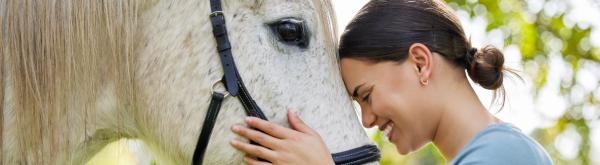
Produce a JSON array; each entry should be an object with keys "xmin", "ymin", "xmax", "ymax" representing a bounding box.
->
[
  {"xmin": 465, "ymin": 46, "xmax": 505, "ymax": 90},
  {"xmin": 464, "ymin": 47, "xmax": 478, "ymax": 68}
]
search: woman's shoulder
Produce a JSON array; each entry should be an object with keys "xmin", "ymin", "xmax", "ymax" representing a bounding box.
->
[{"xmin": 450, "ymin": 123, "xmax": 553, "ymax": 165}]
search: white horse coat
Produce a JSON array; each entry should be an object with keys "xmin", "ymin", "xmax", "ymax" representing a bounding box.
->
[{"xmin": 0, "ymin": 0, "xmax": 373, "ymax": 164}]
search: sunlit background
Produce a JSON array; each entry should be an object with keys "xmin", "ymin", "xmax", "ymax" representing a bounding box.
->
[{"xmin": 88, "ymin": 0, "xmax": 600, "ymax": 164}]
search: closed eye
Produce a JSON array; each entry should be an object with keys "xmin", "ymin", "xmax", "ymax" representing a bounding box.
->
[
  {"xmin": 362, "ymin": 93, "xmax": 370, "ymax": 102},
  {"xmin": 362, "ymin": 85, "xmax": 374, "ymax": 103},
  {"xmin": 268, "ymin": 18, "xmax": 309, "ymax": 48}
]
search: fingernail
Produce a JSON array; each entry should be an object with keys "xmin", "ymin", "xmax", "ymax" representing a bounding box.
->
[
  {"xmin": 245, "ymin": 117, "xmax": 252, "ymax": 123},
  {"xmin": 230, "ymin": 139, "xmax": 239, "ymax": 145},
  {"xmin": 231, "ymin": 125, "xmax": 240, "ymax": 132}
]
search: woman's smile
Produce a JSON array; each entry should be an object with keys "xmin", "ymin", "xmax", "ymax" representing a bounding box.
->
[{"xmin": 382, "ymin": 122, "xmax": 395, "ymax": 141}]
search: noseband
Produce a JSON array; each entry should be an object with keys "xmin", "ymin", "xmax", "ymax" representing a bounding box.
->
[{"xmin": 192, "ymin": 0, "xmax": 381, "ymax": 164}]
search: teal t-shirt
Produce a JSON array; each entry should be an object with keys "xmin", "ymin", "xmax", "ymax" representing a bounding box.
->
[{"xmin": 450, "ymin": 123, "xmax": 552, "ymax": 165}]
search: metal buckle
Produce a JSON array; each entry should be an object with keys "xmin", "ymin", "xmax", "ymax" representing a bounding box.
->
[
  {"xmin": 211, "ymin": 79, "xmax": 230, "ymax": 98},
  {"xmin": 210, "ymin": 11, "xmax": 224, "ymax": 17}
]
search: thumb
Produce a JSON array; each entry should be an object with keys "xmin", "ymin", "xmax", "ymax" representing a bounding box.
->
[{"xmin": 287, "ymin": 109, "xmax": 316, "ymax": 135}]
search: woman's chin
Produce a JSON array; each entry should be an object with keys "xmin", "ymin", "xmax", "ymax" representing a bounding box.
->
[{"xmin": 394, "ymin": 144, "xmax": 413, "ymax": 155}]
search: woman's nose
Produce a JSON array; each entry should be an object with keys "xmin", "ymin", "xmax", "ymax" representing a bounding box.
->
[{"xmin": 361, "ymin": 107, "xmax": 376, "ymax": 128}]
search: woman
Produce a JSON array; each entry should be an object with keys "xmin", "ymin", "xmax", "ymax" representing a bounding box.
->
[{"xmin": 229, "ymin": 0, "xmax": 552, "ymax": 164}]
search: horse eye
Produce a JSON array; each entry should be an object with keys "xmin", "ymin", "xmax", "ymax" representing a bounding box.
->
[{"xmin": 269, "ymin": 18, "xmax": 308, "ymax": 48}]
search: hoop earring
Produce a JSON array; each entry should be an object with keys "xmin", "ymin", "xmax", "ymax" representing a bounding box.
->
[{"xmin": 420, "ymin": 79, "xmax": 429, "ymax": 86}]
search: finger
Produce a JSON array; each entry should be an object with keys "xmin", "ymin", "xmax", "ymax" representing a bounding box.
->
[
  {"xmin": 244, "ymin": 156, "xmax": 272, "ymax": 165},
  {"xmin": 230, "ymin": 139, "xmax": 277, "ymax": 161},
  {"xmin": 287, "ymin": 110, "xmax": 317, "ymax": 135},
  {"xmin": 231, "ymin": 125, "xmax": 282, "ymax": 149},
  {"xmin": 245, "ymin": 117, "xmax": 296, "ymax": 139}
]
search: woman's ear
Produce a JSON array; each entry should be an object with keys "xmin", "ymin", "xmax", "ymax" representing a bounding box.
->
[{"xmin": 408, "ymin": 43, "xmax": 433, "ymax": 82}]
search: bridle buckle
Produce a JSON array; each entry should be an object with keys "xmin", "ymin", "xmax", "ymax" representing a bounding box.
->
[
  {"xmin": 210, "ymin": 11, "xmax": 224, "ymax": 17},
  {"xmin": 211, "ymin": 79, "xmax": 230, "ymax": 98}
]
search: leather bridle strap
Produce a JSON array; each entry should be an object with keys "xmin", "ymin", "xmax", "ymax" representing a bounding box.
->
[
  {"xmin": 192, "ymin": 0, "xmax": 381, "ymax": 164},
  {"xmin": 192, "ymin": 0, "xmax": 269, "ymax": 164},
  {"xmin": 332, "ymin": 144, "xmax": 380, "ymax": 165},
  {"xmin": 192, "ymin": 92, "xmax": 225, "ymax": 165},
  {"xmin": 207, "ymin": 0, "xmax": 268, "ymax": 120}
]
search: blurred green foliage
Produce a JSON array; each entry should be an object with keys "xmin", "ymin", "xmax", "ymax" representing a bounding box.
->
[{"xmin": 374, "ymin": 0, "xmax": 599, "ymax": 164}]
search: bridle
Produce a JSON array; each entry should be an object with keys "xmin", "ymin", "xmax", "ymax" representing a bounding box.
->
[{"xmin": 191, "ymin": 0, "xmax": 381, "ymax": 164}]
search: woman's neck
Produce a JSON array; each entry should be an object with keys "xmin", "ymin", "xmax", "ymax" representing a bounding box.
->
[{"xmin": 431, "ymin": 79, "xmax": 499, "ymax": 161}]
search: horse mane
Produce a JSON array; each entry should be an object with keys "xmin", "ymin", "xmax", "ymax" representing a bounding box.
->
[
  {"xmin": 1, "ymin": 0, "xmax": 145, "ymax": 163},
  {"xmin": 313, "ymin": 0, "xmax": 339, "ymax": 59}
]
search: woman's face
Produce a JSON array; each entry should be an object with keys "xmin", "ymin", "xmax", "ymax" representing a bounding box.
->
[{"xmin": 340, "ymin": 58, "xmax": 440, "ymax": 154}]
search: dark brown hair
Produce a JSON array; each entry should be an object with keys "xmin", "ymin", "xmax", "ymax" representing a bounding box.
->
[{"xmin": 339, "ymin": 0, "xmax": 515, "ymax": 107}]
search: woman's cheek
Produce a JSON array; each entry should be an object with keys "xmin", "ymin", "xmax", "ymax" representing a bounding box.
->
[{"xmin": 372, "ymin": 92, "xmax": 393, "ymax": 115}]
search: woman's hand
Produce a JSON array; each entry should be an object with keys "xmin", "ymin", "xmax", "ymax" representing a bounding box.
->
[{"xmin": 230, "ymin": 110, "xmax": 334, "ymax": 165}]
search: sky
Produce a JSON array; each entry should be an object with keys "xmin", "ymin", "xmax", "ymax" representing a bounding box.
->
[{"xmin": 331, "ymin": 0, "xmax": 600, "ymax": 163}]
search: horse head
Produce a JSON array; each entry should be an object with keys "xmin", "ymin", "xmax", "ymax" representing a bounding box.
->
[{"xmin": 0, "ymin": 0, "xmax": 376, "ymax": 164}]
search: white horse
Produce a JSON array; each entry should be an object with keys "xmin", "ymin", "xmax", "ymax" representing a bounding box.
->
[{"xmin": 1, "ymin": 0, "xmax": 375, "ymax": 164}]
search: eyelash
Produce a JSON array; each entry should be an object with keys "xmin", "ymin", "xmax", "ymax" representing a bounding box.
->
[{"xmin": 362, "ymin": 93, "xmax": 371, "ymax": 102}]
